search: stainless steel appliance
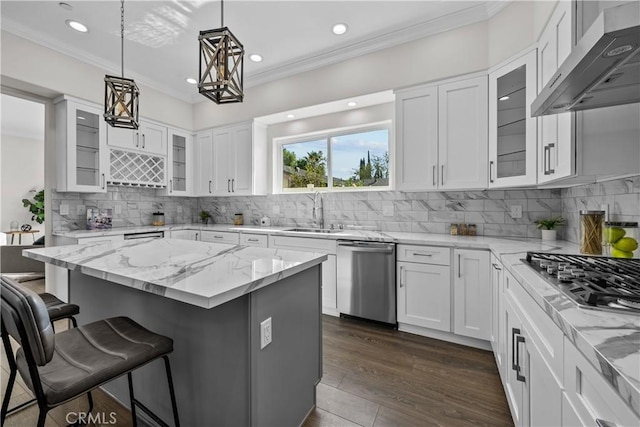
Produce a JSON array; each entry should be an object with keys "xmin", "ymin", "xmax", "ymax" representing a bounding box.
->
[
  {"xmin": 532, "ymin": 2, "xmax": 640, "ymax": 116},
  {"xmin": 523, "ymin": 252, "xmax": 640, "ymax": 313},
  {"xmin": 337, "ymin": 241, "xmax": 396, "ymax": 324},
  {"xmin": 124, "ymin": 231, "xmax": 164, "ymax": 240}
]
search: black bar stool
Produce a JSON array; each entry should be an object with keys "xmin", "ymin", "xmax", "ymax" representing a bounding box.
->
[{"xmin": 0, "ymin": 276, "xmax": 180, "ymax": 427}]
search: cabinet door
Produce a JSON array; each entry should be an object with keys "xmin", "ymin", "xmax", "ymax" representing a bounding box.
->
[
  {"xmin": 165, "ymin": 129, "xmax": 192, "ymax": 196},
  {"xmin": 212, "ymin": 128, "xmax": 231, "ymax": 195},
  {"xmin": 397, "ymin": 261, "xmax": 451, "ymax": 331},
  {"xmin": 525, "ymin": 336, "xmax": 562, "ymax": 427},
  {"xmin": 504, "ymin": 296, "xmax": 524, "ymax": 427},
  {"xmin": 58, "ymin": 101, "xmax": 108, "ymax": 193},
  {"xmin": 490, "ymin": 256, "xmax": 504, "ymax": 376},
  {"xmin": 107, "ymin": 126, "xmax": 136, "ymax": 150},
  {"xmin": 453, "ymin": 249, "xmax": 490, "ymax": 340},
  {"xmin": 438, "ymin": 76, "xmax": 488, "ymax": 190},
  {"xmin": 489, "ymin": 49, "xmax": 538, "ymax": 187},
  {"xmin": 200, "ymin": 230, "xmax": 240, "ymax": 244},
  {"xmin": 139, "ymin": 122, "xmax": 167, "ymax": 155},
  {"xmin": 195, "ymin": 131, "xmax": 214, "ymax": 196},
  {"xmin": 395, "ymin": 86, "xmax": 439, "ymax": 191},
  {"xmin": 231, "ymin": 124, "xmax": 253, "ymax": 195},
  {"xmin": 537, "ymin": 0, "xmax": 574, "ymax": 184},
  {"xmin": 170, "ymin": 230, "xmax": 199, "ymax": 240},
  {"xmin": 322, "ymin": 254, "xmax": 338, "ymax": 312}
]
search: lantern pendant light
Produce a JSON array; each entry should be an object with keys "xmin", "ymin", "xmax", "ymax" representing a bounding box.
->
[
  {"xmin": 198, "ymin": 0, "xmax": 244, "ymax": 104},
  {"xmin": 104, "ymin": 0, "xmax": 139, "ymax": 129}
]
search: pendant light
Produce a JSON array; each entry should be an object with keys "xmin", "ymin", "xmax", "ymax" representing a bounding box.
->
[
  {"xmin": 198, "ymin": 0, "xmax": 244, "ymax": 104},
  {"xmin": 104, "ymin": 0, "xmax": 139, "ymax": 129}
]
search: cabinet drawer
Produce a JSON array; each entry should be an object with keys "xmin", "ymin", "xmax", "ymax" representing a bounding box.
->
[
  {"xmin": 269, "ymin": 236, "xmax": 336, "ymax": 254},
  {"xmin": 563, "ymin": 337, "xmax": 639, "ymax": 426},
  {"xmin": 200, "ymin": 230, "xmax": 240, "ymax": 244},
  {"xmin": 397, "ymin": 244, "xmax": 450, "ymax": 265},
  {"xmin": 240, "ymin": 233, "xmax": 268, "ymax": 247}
]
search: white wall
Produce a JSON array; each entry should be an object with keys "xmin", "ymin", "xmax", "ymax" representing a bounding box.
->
[{"xmin": 0, "ymin": 134, "xmax": 45, "ymax": 243}]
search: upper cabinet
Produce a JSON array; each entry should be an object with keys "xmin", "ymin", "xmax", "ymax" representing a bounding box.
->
[
  {"xmin": 537, "ymin": 0, "xmax": 574, "ymax": 184},
  {"xmin": 55, "ymin": 96, "xmax": 108, "ymax": 193},
  {"xmin": 489, "ymin": 49, "xmax": 538, "ymax": 188},
  {"xmin": 395, "ymin": 74, "xmax": 488, "ymax": 191},
  {"xmin": 196, "ymin": 121, "xmax": 267, "ymax": 197},
  {"xmin": 107, "ymin": 121, "xmax": 167, "ymax": 156},
  {"xmin": 160, "ymin": 128, "xmax": 193, "ymax": 197}
]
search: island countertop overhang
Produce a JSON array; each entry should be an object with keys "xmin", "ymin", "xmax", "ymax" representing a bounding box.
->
[{"xmin": 23, "ymin": 238, "xmax": 328, "ymax": 309}]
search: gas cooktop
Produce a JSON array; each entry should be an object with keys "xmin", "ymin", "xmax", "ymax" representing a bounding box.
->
[{"xmin": 523, "ymin": 252, "xmax": 640, "ymax": 314}]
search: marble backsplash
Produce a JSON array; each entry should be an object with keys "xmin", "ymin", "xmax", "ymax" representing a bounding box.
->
[
  {"xmin": 560, "ymin": 175, "xmax": 640, "ymax": 244},
  {"xmin": 50, "ymin": 187, "xmax": 197, "ymax": 231}
]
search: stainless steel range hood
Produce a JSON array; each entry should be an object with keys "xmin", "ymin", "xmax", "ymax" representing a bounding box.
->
[{"xmin": 532, "ymin": 2, "xmax": 640, "ymax": 116}]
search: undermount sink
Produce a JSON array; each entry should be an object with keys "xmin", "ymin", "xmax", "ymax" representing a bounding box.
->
[{"xmin": 284, "ymin": 228, "xmax": 341, "ymax": 234}]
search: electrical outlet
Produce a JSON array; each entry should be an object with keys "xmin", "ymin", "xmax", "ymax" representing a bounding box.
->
[
  {"xmin": 76, "ymin": 205, "xmax": 85, "ymax": 216},
  {"xmin": 510, "ymin": 205, "xmax": 523, "ymax": 219},
  {"xmin": 260, "ymin": 317, "xmax": 272, "ymax": 349},
  {"xmin": 600, "ymin": 204, "xmax": 609, "ymax": 221},
  {"xmin": 382, "ymin": 204, "xmax": 395, "ymax": 217},
  {"xmin": 59, "ymin": 204, "xmax": 69, "ymax": 216},
  {"xmin": 272, "ymin": 205, "xmax": 280, "ymax": 215}
]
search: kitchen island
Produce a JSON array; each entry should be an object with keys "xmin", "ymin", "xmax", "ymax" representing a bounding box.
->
[{"xmin": 24, "ymin": 238, "xmax": 327, "ymax": 427}]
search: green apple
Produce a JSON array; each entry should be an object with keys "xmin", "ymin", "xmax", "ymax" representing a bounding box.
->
[
  {"xmin": 611, "ymin": 248, "xmax": 634, "ymax": 259},
  {"xmin": 604, "ymin": 227, "xmax": 626, "ymax": 243},
  {"xmin": 613, "ymin": 237, "xmax": 639, "ymax": 253}
]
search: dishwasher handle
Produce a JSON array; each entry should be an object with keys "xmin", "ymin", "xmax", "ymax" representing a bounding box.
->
[{"xmin": 337, "ymin": 241, "xmax": 395, "ymax": 254}]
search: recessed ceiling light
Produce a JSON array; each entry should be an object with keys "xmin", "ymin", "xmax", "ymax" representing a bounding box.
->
[
  {"xmin": 332, "ymin": 23, "xmax": 348, "ymax": 35},
  {"xmin": 249, "ymin": 54, "xmax": 263, "ymax": 63},
  {"xmin": 185, "ymin": 78, "xmax": 197, "ymax": 85},
  {"xmin": 347, "ymin": 101, "xmax": 357, "ymax": 107},
  {"xmin": 66, "ymin": 20, "xmax": 88, "ymax": 33},
  {"xmin": 499, "ymin": 96, "xmax": 510, "ymax": 101},
  {"xmin": 286, "ymin": 114, "xmax": 295, "ymax": 119},
  {"xmin": 59, "ymin": 2, "xmax": 72, "ymax": 11}
]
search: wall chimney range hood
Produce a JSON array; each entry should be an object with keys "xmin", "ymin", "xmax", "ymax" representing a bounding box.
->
[{"xmin": 532, "ymin": 2, "xmax": 640, "ymax": 117}]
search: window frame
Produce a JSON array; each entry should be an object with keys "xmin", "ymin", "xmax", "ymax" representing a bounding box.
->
[{"xmin": 274, "ymin": 121, "xmax": 393, "ymax": 194}]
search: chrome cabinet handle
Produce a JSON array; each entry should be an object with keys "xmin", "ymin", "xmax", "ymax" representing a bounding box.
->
[
  {"xmin": 399, "ymin": 266, "xmax": 405, "ymax": 287},
  {"xmin": 247, "ymin": 238, "xmax": 259, "ymax": 242},
  {"xmin": 413, "ymin": 252, "xmax": 432, "ymax": 257},
  {"xmin": 547, "ymin": 143, "xmax": 555, "ymax": 174},
  {"xmin": 441, "ymin": 165, "xmax": 445, "ymax": 186},
  {"xmin": 214, "ymin": 235, "xmax": 223, "ymax": 239},
  {"xmin": 101, "ymin": 173, "xmax": 106, "ymax": 189},
  {"xmin": 209, "ymin": 180, "xmax": 212, "ymax": 193},
  {"xmin": 489, "ymin": 161, "xmax": 494, "ymax": 183},
  {"xmin": 170, "ymin": 179, "xmax": 173, "ymax": 193},
  {"xmin": 543, "ymin": 145, "xmax": 550, "ymax": 175},
  {"xmin": 232, "ymin": 178, "xmax": 235, "ymax": 192},
  {"xmin": 516, "ymin": 335, "xmax": 526, "ymax": 382},
  {"xmin": 492, "ymin": 263, "xmax": 502, "ymax": 271},
  {"xmin": 511, "ymin": 327, "xmax": 520, "ymax": 370},
  {"xmin": 136, "ymin": 132, "xmax": 140, "ymax": 148},
  {"xmin": 432, "ymin": 165, "xmax": 436, "ymax": 186},
  {"xmin": 195, "ymin": 232, "xmax": 199, "ymax": 240},
  {"xmin": 228, "ymin": 179, "xmax": 231, "ymax": 192},
  {"xmin": 458, "ymin": 253, "xmax": 462, "ymax": 278},
  {"xmin": 142, "ymin": 134, "xmax": 146, "ymax": 149}
]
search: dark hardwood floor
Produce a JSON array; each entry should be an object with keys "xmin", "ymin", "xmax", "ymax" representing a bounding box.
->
[{"xmin": 1, "ymin": 279, "xmax": 512, "ymax": 426}]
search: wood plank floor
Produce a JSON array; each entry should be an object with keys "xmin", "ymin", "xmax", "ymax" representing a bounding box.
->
[{"xmin": 1, "ymin": 280, "xmax": 513, "ymax": 426}]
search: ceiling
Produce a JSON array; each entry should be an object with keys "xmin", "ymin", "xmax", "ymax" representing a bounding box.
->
[
  {"xmin": 0, "ymin": 94, "xmax": 45, "ymax": 140},
  {"xmin": 1, "ymin": 1, "xmax": 507, "ymax": 104}
]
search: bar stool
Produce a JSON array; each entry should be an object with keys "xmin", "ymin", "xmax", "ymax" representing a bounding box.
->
[
  {"xmin": 0, "ymin": 276, "xmax": 180, "ymax": 427},
  {"xmin": 1, "ymin": 281, "xmax": 80, "ymax": 417}
]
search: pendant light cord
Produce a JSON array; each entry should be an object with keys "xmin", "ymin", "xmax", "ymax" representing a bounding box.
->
[{"xmin": 121, "ymin": 0, "xmax": 125, "ymax": 78}]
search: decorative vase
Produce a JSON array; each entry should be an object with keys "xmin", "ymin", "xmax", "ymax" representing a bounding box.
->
[{"xmin": 541, "ymin": 229, "xmax": 557, "ymax": 241}]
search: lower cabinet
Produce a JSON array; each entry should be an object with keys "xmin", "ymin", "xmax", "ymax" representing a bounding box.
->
[
  {"xmin": 169, "ymin": 229, "xmax": 200, "ymax": 240},
  {"xmin": 490, "ymin": 255, "xmax": 505, "ymax": 379},
  {"xmin": 453, "ymin": 249, "xmax": 490, "ymax": 340},
  {"xmin": 200, "ymin": 230, "xmax": 240, "ymax": 244},
  {"xmin": 239, "ymin": 233, "xmax": 268, "ymax": 247}
]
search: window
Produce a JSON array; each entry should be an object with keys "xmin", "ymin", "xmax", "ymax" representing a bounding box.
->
[{"xmin": 278, "ymin": 123, "xmax": 391, "ymax": 193}]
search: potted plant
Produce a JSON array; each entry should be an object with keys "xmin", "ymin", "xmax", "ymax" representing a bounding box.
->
[
  {"xmin": 22, "ymin": 189, "xmax": 45, "ymax": 224},
  {"xmin": 535, "ymin": 216, "xmax": 565, "ymax": 241},
  {"xmin": 199, "ymin": 210, "xmax": 212, "ymax": 225}
]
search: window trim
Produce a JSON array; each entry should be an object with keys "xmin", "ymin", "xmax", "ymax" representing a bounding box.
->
[{"xmin": 274, "ymin": 121, "xmax": 393, "ymax": 194}]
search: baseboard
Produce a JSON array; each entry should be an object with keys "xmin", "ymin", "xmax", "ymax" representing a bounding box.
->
[{"xmin": 398, "ymin": 323, "xmax": 492, "ymax": 351}]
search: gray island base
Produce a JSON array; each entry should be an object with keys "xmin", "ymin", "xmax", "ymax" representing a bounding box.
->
[{"xmin": 68, "ymin": 265, "xmax": 321, "ymax": 427}]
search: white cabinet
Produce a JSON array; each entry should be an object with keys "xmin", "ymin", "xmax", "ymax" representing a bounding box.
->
[
  {"xmin": 162, "ymin": 128, "xmax": 193, "ymax": 196},
  {"xmin": 453, "ymin": 249, "xmax": 490, "ymax": 340},
  {"xmin": 170, "ymin": 230, "xmax": 200, "ymax": 240},
  {"xmin": 397, "ymin": 244, "xmax": 451, "ymax": 331},
  {"xmin": 195, "ymin": 130, "xmax": 214, "ymax": 196},
  {"xmin": 55, "ymin": 97, "xmax": 108, "ymax": 193},
  {"xmin": 488, "ymin": 48, "xmax": 538, "ymax": 187},
  {"xmin": 395, "ymin": 74, "xmax": 488, "ymax": 191},
  {"xmin": 107, "ymin": 121, "xmax": 167, "ymax": 156},
  {"xmin": 438, "ymin": 76, "xmax": 489, "ymax": 190},
  {"xmin": 240, "ymin": 233, "xmax": 268, "ymax": 247},
  {"xmin": 490, "ymin": 255, "xmax": 505, "ymax": 379},
  {"xmin": 200, "ymin": 230, "xmax": 240, "ymax": 244},
  {"xmin": 268, "ymin": 236, "xmax": 337, "ymax": 315},
  {"xmin": 504, "ymin": 294, "xmax": 526, "ymax": 426},
  {"xmin": 537, "ymin": 0, "xmax": 574, "ymax": 184},
  {"xmin": 211, "ymin": 122, "xmax": 267, "ymax": 196}
]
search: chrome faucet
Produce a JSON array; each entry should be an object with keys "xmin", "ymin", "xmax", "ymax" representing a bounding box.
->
[{"xmin": 307, "ymin": 191, "xmax": 325, "ymax": 229}]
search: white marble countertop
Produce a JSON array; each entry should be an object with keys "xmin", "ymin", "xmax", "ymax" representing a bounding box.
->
[
  {"xmin": 23, "ymin": 238, "xmax": 327, "ymax": 309},
  {"xmin": 52, "ymin": 224, "xmax": 639, "ymax": 414}
]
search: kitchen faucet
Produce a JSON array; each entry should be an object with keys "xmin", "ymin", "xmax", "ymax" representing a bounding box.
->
[{"xmin": 307, "ymin": 191, "xmax": 325, "ymax": 229}]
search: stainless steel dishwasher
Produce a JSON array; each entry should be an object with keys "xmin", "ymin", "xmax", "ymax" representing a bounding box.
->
[{"xmin": 336, "ymin": 240, "xmax": 396, "ymax": 325}]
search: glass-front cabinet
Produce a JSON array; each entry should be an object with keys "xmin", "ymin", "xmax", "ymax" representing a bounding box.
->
[
  {"xmin": 162, "ymin": 128, "xmax": 192, "ymax": 196},
  {"xmin": 488, "ymin": 48, "xmax": 538, "ymax": 188},
  {"xmin": 55, "ymin": 96, "xmax": 108, "ymax": 193}
]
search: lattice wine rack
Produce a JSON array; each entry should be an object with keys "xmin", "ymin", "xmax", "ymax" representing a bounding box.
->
[{"xmin": 108, "ymin": 149, "xmax": 166, "ymax": 187}]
